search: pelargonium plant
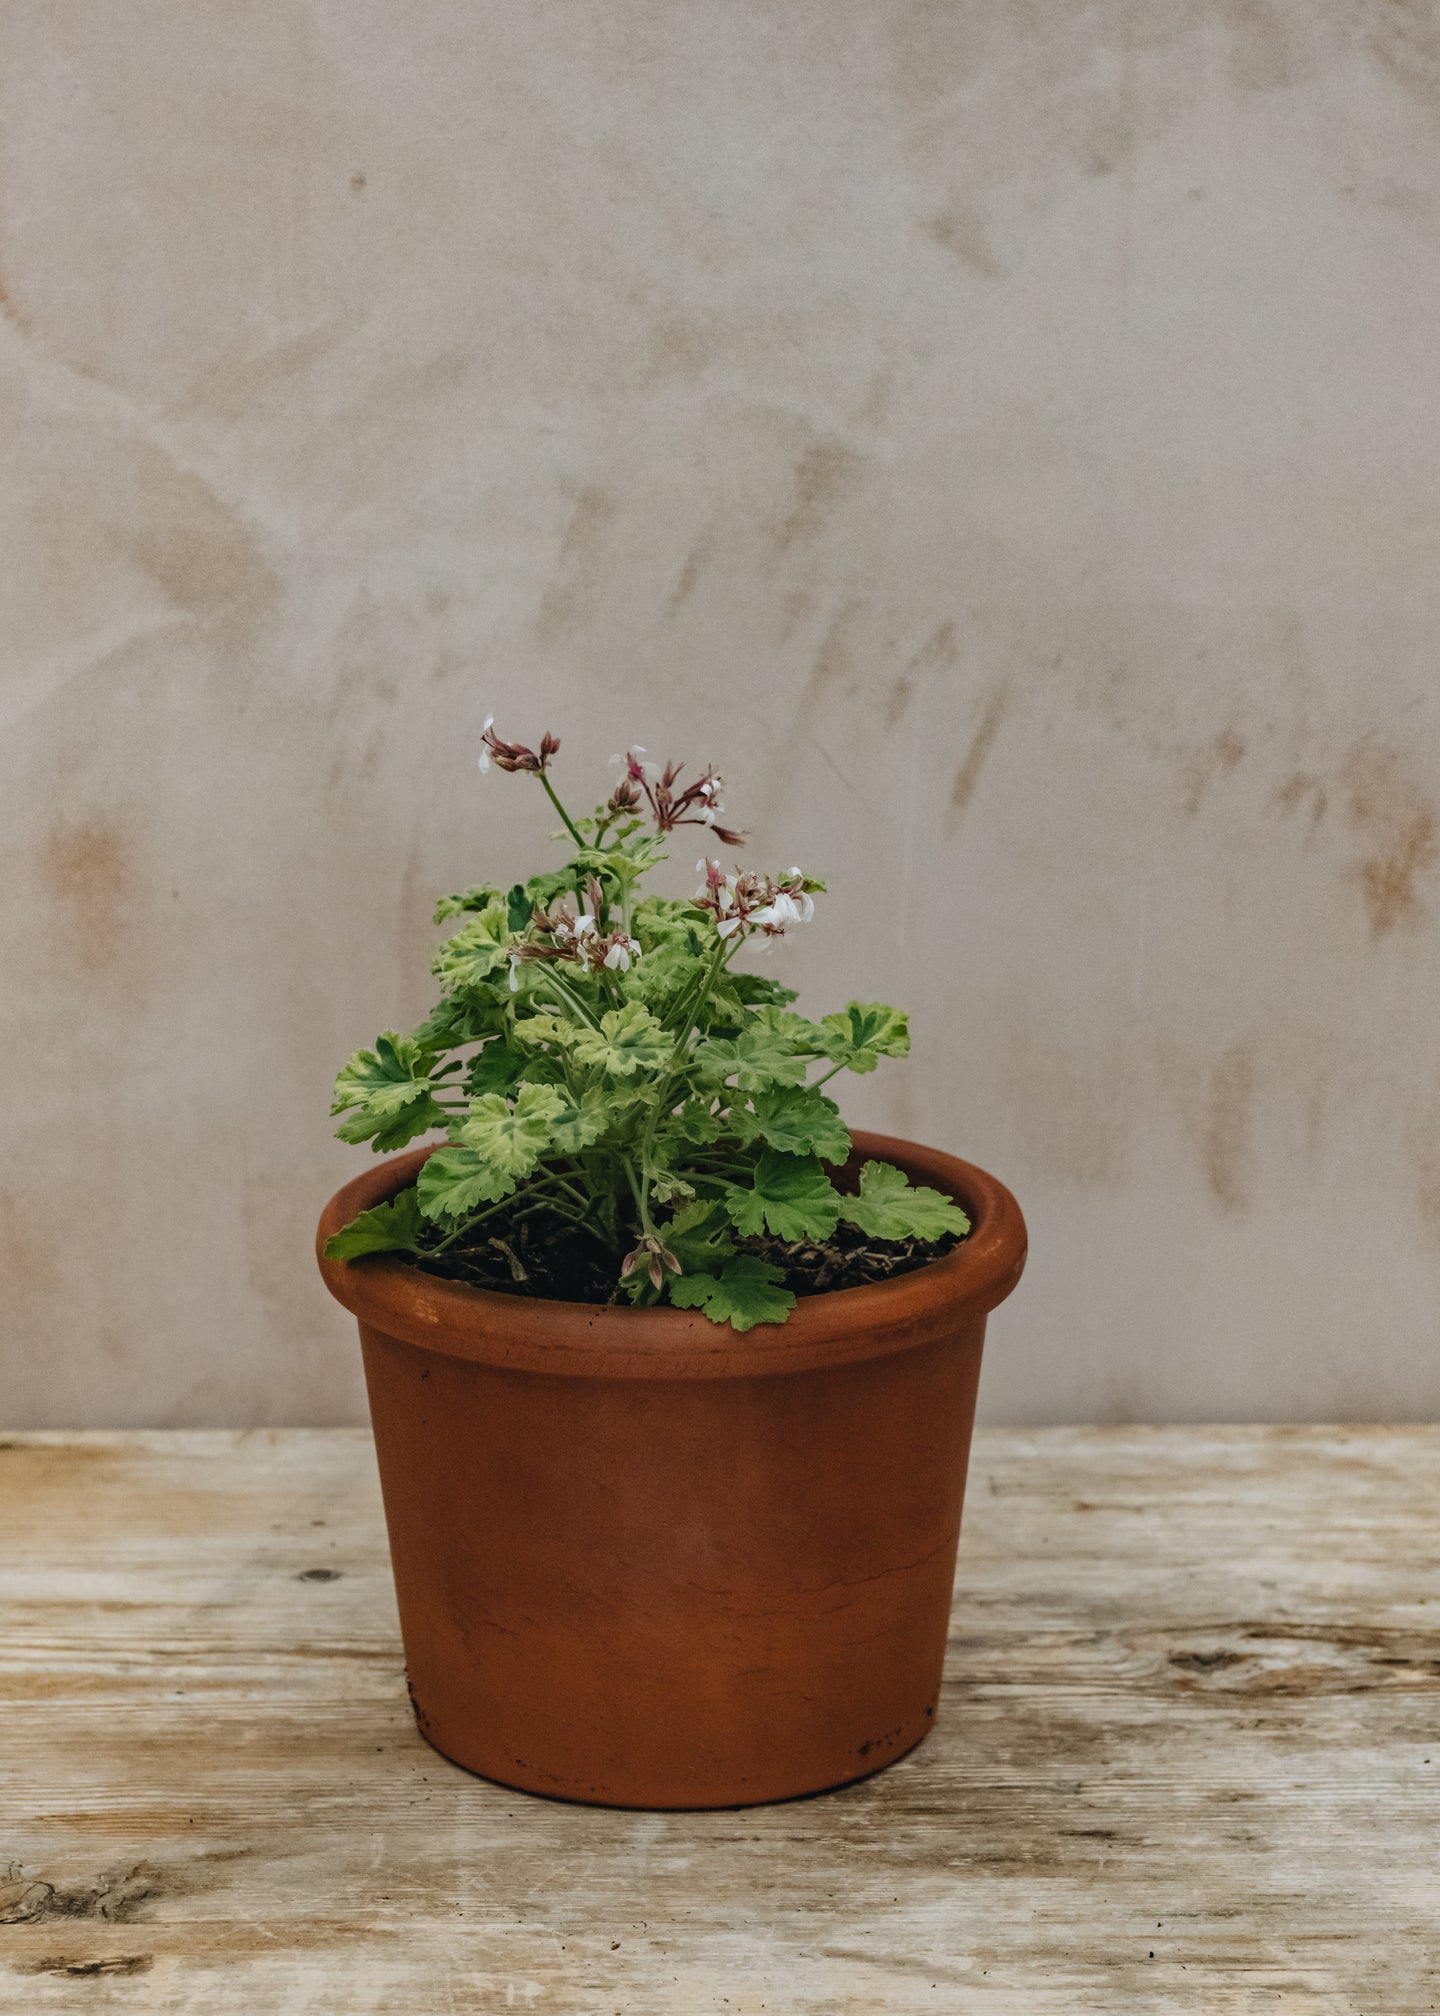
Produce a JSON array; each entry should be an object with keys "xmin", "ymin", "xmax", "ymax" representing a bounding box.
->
[{"xmin": 324, "ymin": 725, "xmax": 968, "ymax": 1331}]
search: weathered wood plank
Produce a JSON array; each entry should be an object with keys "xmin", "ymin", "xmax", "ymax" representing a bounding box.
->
[{"xmin": 1, "ymin": 1427, "xmax": 1436, "ymax": 2012}]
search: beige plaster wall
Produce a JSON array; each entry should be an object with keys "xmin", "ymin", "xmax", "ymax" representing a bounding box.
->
[{"xmin": 3, "ymin": 1, "xmax": 1438, "ymax": 1427}]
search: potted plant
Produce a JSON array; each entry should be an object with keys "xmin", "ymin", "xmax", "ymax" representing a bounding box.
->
[{"xmin": 317, "ymin": 725, "xmax": 1025, "ymax": 1809}]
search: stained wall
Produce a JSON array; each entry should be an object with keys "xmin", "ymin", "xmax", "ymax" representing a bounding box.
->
[{"xmin": 3, "ymin": 1, "xmax": 1438, "ymax": 1425}]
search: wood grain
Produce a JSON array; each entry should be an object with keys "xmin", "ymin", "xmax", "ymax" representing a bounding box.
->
[{"xmin": 1, "ymin": 1427, "xmax": 1436, "ymax": 2012}]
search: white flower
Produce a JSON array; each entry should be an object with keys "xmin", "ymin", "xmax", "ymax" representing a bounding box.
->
[
  {"xmin": 716, "ymin": 915, "xmax": 743, "ymax": 939},
  {"xmin": 575, "ymin": 912, "xmax": 598, "ymax": 938},
  {"xmin": 603, "ymin": 940, "xmax": 632, "ymax": 971},
  {"xmin": 748, "ymin": 891, "xmax": 812, "ymax": 934},
  {"xmin": 507, "ymin": 956, "xmax": 520, "ymax": 992},
  {"xmin": 479, "ymin": 714, "xmax": 495, "ymax": 772}
]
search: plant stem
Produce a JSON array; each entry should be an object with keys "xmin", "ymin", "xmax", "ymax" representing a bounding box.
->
[
  {"xmin": 633, "ymin": 930, "xmax": 734, "ymax": 1235},
  {"xmin": 664, "ymin": 930, "xmax": 731, "ymax": 1063},
  {"xmin": 661, "ymin": 944, "xmax": 719, "ymax": 1037},
  {"xmin": 622, "ymin": 1156, "xmax": 657, "ymax": 1240},
  {"xmin": 544, "ymin": 968, "xmax": 601, "ymax": 1031},
  {"xmin": 539, "ymin": 772, "xmax": 587, "ymax": 850},
  {"xmin": 546, "ymin": 1171, "xmax": 593, "ymax": 1213},
  {"xmin": 427, "ymin": 1177, "xmax": 589, "ymax": 1250}
]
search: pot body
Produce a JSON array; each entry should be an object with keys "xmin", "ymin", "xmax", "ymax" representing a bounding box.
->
[{"xmin": 319, "ymin": 1132, "xmax": 1025, "ymax": 1809}]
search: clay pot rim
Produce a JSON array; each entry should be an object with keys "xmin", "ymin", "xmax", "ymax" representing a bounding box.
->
[{"xmin": 316, "ymin": 1129, "xmax": 1025, "ymax": 1380}]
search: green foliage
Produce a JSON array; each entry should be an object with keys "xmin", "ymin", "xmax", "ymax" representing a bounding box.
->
[
  {"xmin": 668, "ymin": 1255, "xmax": 795, "ymax": 1331},
  {"xmin": 323, "ymin": 1187, "xmax": 423, "ymax": 1259},
  {"xmin": 433, "ymin": 884, "xmax": 503, "ymax": 925},
  {"xmin": 730, "ymin": 971, "xmax": 800, "ymax": 1009},
  {"xmin": 729, "ymin": 1086, "xmax": 851, "ymax": 1164},
  {"xmin": 548, "ymin": 1085, "xmax": 620, "ymax": 1154},
  {"xmin": 326, "ymin": 741, "xmax": 956, "ymax": 1329},
  {"xmin": 817, "ymin": 1002, "xmax": 910, "ymax": 1074},
  {"xmin": 660, "ymin": 1198, "xmax": 735, "ymax": 1274},
  {"xmin": 458, "ymin": 1084, "xmax": 567, "ymax": 1179},
  {"xmin": 417, "ymin": 1144, "xmax": 514, "ymax": 1221},
  {"xmin": 331, "ymin": 1033, "xmax": 448, "ymax": 1152},
  {"xmin": 332, "ymin": 1031, "xmax": 431, "ymax": 1112},
  {"xmin": 726, "ymin": 1150, "xmax": 843, "ymax": 1242},
  {"xmin": 572, "ymin": 1003, "xmax": 670, "ymax": 1078},
  {"xmin": 692, "ymin": 1008, "xmax": 816, "ymax": 1092},
  {"xmin": 841, "ymin": 1160, "xmax": 970, "ymax": 1242},
  {"xmin": 431, "ymin": 898, "xmax": 511, "ymax": 993},
  {"xmin": 411, "ymin": 994, "xmax": 505, "ymax": 1053},
  {"xmin": 572, "ymin": 836, "xmax": 669, "ymax": 884},
  {"xmin": 504, "ymin": 870, "xmax": 575, "ymax": 932},
  {"xmin": 465, "ymin": 1042, "xmax": 529, "ymax": 1098}
]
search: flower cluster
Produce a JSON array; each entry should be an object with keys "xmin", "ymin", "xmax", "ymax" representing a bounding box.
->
[
  {"xmin": 479, "ymin": 717, "xmax": 560, "ymax": 774},
  {"xmin": 621, "ymin": 1232, "xmax": 682, "ymax": 1292},
  {"xmin": 694, "ymin": 860, "xmax": 817, "ymax": 942},
  {"xmin": 512, "ymin": 881, "xmax": 642, "ymax": 982},
  {"xmin": 614, "ymin": 748, "xmax": 745, "ymax": 846}
]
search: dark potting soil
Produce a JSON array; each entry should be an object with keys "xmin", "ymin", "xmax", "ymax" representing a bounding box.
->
[{"xmin": 410, "ymin": 1207, "xmax": 964, "ymax": 1306}]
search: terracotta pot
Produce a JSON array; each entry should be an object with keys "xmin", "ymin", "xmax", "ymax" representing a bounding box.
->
[{"xmin": 316, "ymin": 1130, "xmax": 1025, "ymax": 1810}]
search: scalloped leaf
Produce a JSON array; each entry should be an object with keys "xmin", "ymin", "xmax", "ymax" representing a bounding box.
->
[
  {"xmin": 505, "ymin": 870, "xmax": 577, "ymax": 932},
  {"xmin": 817, "ymin": 1001, "xmax": 910, "ymax": 1075},
  {"xmin": 548, "ymin": 1085, "xmax": 624, "ymax": 1155},
  {"xmin": 729, "ymin": 1085, "xmax": 851, "ymax": 1164},
  {"xmin": 433, "ymin": 883, "xmax": 504, "ymax": 925},
  {"xmin": 693, "ymin": 1008, "xmax": 816, "ymax": 1092},
  {"xmin": 572, "ymin": 1002, "xmax": 670, "ymax": 1078},
  {"xmin": 667, "ymin": 1099, "xmax": 722, "ymax": 1146},
  {"xmin": 512, "ymin": 1012, "xmax": 579, "ymax": 1052},
  {"xmin": 572, "ymin": 837, "xmax": 669, "ymax": 882},
  {"xmin": 432, "ymin": 899, "xmax": 511, "ymax": 994},
  {"xmin": 726, "ymin": 1150, "xmax": 842, "ymax": 1242},
  {"xmin": 332, "ymin": 1032, "xmax": 431, "ymax": 1116},
  {"xmin": 841, "ymin": 1160, "xmax": 969, "ymax": 1242},
  {"xmin": 323, "ymin": 1186, "xmax": 424, "ymax": 1260},
  {"xmin": 331, "ymin": 1033, "xmax": 448, "ymax": 1152},
  {"xmin": 416, "ymin": 1145, "xmax": 516, "ymax": 1222},
  {"xmin": 667, "ymin": 1255, "xmax": 795, "ymax": 1332},
  {"xmin": 458, "ymin": 1083, "xmax": 567, "ymax": 1178},
  {"xmin": 411, "ymin": 993, "xmax": 508, "ymax": 1052},
  {"xmin": 661, "ymin": 1198, "xmax": 736, "ymax": 1274},
  {"xmin": 465, "ymin": 1041, "xmax": 529, "ymax": 1098},
  {"xmin": 334, "ymin": 1096, "xmax": 448, "ymax": 1154}
]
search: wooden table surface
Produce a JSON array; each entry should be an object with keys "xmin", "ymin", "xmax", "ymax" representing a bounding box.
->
[{"xmin": 1, "ymin": 1427, "xmax": 1436, "ymax": 2013}]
